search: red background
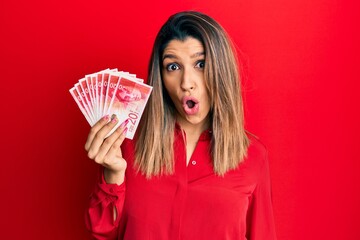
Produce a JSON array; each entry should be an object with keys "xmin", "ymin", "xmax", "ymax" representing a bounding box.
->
[{"xmin": 1, "ymin": 0, "xmax": 359, "ymax": 239}]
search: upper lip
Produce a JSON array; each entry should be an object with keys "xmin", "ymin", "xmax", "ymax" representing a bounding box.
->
[{"xmin": 182, "ymin": 96, "xmax": 199, "ymax": 105}]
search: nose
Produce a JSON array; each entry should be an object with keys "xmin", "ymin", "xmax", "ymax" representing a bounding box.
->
[{"xmin": 180, "ymin": 68, "xmax": 195, "ymax": 91}]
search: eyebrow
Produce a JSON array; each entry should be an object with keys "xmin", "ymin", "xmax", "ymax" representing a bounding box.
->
[{"xmin": 162, "ymin": 52, "xmax": 205, "ymax": 61}]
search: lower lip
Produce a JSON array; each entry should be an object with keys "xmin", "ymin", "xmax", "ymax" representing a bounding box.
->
[{"xmin": 183, "ymin": 103, "xmax": 199, "ymax": 115}]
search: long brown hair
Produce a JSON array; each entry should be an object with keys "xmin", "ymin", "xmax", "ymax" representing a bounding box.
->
[{"xmin": 135, "ymin": 11, "xmax": 249, "ymax": 178}]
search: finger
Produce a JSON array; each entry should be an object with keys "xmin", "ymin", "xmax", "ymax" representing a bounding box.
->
[
  {"xmin": 85, "ymin": 115, "xmax": 110, "ymax": 151},
  {"xmin": 103, "ymin": 127, "xmax": 128, "ymax": 167},
  {"xmin": 87, "ymin": 115, "xmax": 120, "ymax": 158},
  {"xmin": 97, "ymin": 120, "xmax": 128, "ymax": 160},
  {"xmin": 106, "ymin": 126, "xmax": 128, "ymax": 162},
  {"xmin": 90, "ymin": 119, "xmax": 129, "ymax": 162},
  {"xmin": 115, "ymin": 125, "xmax": 128, "ymax": 154},
  {"xmin": 93, "ymin": 123, "xmax": 126, "ymax": 163}
]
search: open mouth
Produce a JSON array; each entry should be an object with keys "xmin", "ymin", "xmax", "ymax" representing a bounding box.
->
[
  {"xmin": 186, "ymin": 100, "xmax": 196, "ymax": 109},
  {"xmin": 182, "ymin": 96, "xmax": 199, "ymax": 115}
]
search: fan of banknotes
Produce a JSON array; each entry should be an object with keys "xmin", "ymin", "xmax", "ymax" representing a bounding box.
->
[{"xmin": 69, "ymin": 69, "xmax": 153, "ymax": 139}]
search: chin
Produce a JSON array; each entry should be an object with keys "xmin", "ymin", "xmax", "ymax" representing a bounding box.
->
[{"xmin": 186, "ymin": 115, "xmax": 207, "ymax": 125}]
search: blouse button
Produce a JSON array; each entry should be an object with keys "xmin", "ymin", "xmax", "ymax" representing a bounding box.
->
[{"xmin": 191, "ymin": 160, "xmax": 197, "ymax": 165}]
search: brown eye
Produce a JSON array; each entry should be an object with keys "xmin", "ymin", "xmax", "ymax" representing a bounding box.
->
[
  {"xmin": 195, "ymin": 60, "xmax": 205, "ymax": 69},
  {"xmin": 166, "ymin": 63, "xmax": 180, "ymax": 71}
]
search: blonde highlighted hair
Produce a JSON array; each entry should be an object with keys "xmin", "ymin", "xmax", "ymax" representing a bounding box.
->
[{"xmin": 135, "ymin": 11, "xmax": 249, "ymax": 178}]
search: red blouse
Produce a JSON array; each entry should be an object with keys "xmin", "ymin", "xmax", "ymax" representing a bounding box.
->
[{"xmin": 85, "ymin": 126, "xmax": 277, "ymax": 240}]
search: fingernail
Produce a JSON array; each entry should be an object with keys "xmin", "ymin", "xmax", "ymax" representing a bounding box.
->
[
  {"xmin": 111, "ymin": 114, "xmax": 117, "ymax": 123},
  {"xmin": 103, "ymin": 115, "xmax": 109, "ymax": 121},
  {"xmin": 119, "ymin": 119, "xmax": 129, "ymax": 128},
  {"xmin": 124, "ymin": 127, "xmax": 128, "ymax": 134}
]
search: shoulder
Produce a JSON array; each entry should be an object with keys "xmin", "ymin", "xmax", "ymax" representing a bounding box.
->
[
  {"xmin": 240, "ymin": 132, "xmax": 269, "ymax": 178},
  {"xmin": 246, "ymin": 132, "xmax": 268, "ymax": 163}
]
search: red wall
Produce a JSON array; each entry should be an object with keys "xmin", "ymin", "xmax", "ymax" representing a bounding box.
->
[{"xmin": 1, "ymin": 0, "xmax": 359, "ymax": 239}]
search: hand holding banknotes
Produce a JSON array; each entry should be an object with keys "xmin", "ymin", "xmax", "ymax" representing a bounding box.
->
[
  {"xmin": 84, "ymin": 114, "xmax": 129, "ymax": 185},
  {"xmin": 69, "ymin": 69, "xmax": 153, "ymax": 140},
  {"xmin": 70, "ymin": 69, "xmax": 153, "ymax": 184}
]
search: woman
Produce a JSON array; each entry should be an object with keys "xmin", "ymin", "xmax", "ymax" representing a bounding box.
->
[{"xmin": 84, "ymin": 11, "xmax": 277, "ymax": 240}]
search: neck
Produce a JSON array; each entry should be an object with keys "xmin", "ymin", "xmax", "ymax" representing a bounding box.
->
[
  {"xmin": 176, "ymin": 117, "xmax": 210, "ymax": 140},
  {"xmin": 176, "ymin": 116, "xmax": 210, "ymax": 166}
]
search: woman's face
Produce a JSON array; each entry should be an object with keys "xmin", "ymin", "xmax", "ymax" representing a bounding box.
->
[{"xmin": 162, "ymin": 37, "xmax": 211, "ymax": 130}]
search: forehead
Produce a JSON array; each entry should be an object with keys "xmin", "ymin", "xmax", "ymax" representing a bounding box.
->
[{"xmin": 162, "ymin": 37, "xmax": 204, "ymax": 57}]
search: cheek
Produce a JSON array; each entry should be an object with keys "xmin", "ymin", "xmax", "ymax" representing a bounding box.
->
[
  {"xmin": 162, "ymin": 81, "xmax": 177, "ymax": 104},
  {"xmin": 163, "ymin": 82, "xmax": 174, "ymax": 97},
  {"xmin": 202, "ymin": 92, "xmax": 212, "ymax": 112},
  {"xmin": 162, "ymin": 75, "xmax": 178, "ymax": 94}
]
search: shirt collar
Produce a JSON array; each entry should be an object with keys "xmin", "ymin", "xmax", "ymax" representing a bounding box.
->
[{"xmin": 175, "ymin": 122, "xmax": 212, "ymax": 141}]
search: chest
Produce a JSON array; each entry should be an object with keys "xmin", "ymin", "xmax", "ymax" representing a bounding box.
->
[{"xmin": 122, "ymin": 138, "xmax": 256, "ymax": 231}]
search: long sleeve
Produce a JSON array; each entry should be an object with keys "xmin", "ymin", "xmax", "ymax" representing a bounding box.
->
[
  {"xmin": 85, "ymin": 166, "xmax": 125, "ymax": 240},
  {"xmin": 246, "ymin": 152, "xmax": 277, "ymax": 240}
]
